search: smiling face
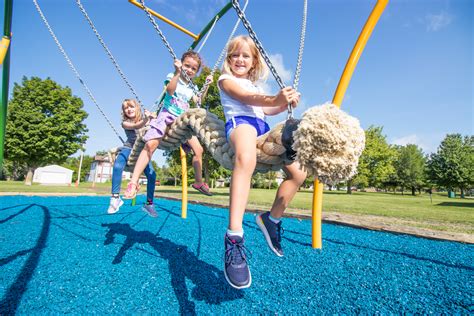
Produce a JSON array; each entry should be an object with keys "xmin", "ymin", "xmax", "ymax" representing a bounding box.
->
[
  {"xmin": 181, "ymin": 56, "xmax": 200, "ymax": 80},
  {"xmin": 228, "ymin": 41, "xmax": 254, "ymax": 79},
  {"xmin": 122, "ymin": 100, "xmax": 137, "ymax": 120}
]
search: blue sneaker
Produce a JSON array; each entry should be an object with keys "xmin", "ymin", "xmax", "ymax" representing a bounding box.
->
[
  {"xmin": 224, "ymin": 234, "xmax": 252, "ymax": 289},
  {"xmin": 256, "ymin": 212, "xmax": 284, "ymax": 257}
]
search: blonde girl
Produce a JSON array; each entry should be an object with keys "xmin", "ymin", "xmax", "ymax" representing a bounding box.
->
[
  {"xmin": 218, "ymin": 35, "xmax": 307, "ymax": 289},
  {"xmin": 108, "ymin": 99, "xmax": 157, "ymax": 217}
]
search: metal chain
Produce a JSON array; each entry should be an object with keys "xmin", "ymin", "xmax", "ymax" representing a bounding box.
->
[
  {"xmin": 292, "ymin": 0, "xmax": 307, "ymax": 92},
  {"xmin": 231, "ymin": 0, "xmax": 285, "ymax": 89},
  {"xmin": 231, "ymin": 0, "xmax": 308, "ymax": 119},
  {"xmin": 75, "ymin": 0, "xmax": 143, "ymax": 108},
  {"xmin": 197, "ymin": 0, "xmax": 249, "ymax": 109},
  {"xmin": 138, "ymin": 0, "xmax": 200, "ymax": 99},
  {"xmin": 32, "ymin": 0, "xmax": 125, "ymax": 144}
]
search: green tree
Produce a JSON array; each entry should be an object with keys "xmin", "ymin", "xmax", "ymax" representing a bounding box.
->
[
  {"xmin": 394, "ymin": 144, "xmax": 426, "ymax": 195},
  {"xmin": 165, "ymin": 158, "xmax": 182, "ymax": 186},
  {"xmin": 5, "ymin": 77, "xmax": 88, "ymax": 184},
  {"xmin": 427, "ymin": 134, "xmax": 474, "ymax": 197},
  {"xmin": 349, "ymin": 126, "xmax": 397, "ymax": 193},
  {"xmin": 0, "ymin": 158, "xmax": 28, "ymax": 180}
]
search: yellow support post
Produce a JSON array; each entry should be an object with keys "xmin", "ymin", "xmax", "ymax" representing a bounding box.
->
[
  {"xmin": 180, "ymin": 146, "xmax": 188, "ymax": 218},
  {"xmin": 312, "ymin": 180, "xmax": 323, "ymax": 248},
  {"xmin": 311, "ymin": 0, "xmax": 389, "ymax": 249},
  {"xmin": 128, "ymin": 0, "xmax": 199, "ymax": 40},
  {"xmin": 0, "ymin": 36, "xmax": 10, "ymax": 66}
]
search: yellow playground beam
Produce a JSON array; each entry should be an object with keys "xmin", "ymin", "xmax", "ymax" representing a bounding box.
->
[
  {"xmin": 128, "ymin": 0, "xmax": 199, "ymax": 40},
  {"xmin": 312, "ymin": 0, "xmax": 389, "ymax": 249}
]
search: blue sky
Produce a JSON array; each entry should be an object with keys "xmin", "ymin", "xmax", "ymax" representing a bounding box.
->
[{"xmin": 3, "ymin": 0, "xmax": 473, "ymax": 166}]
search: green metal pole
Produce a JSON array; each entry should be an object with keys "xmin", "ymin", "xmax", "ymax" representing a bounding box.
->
[
  {"xmin": 189, "ymin": 1, "xmax": 232, "ymax": 50},
  {"xmin": 0, "ymin": 0, "xmax": 13, "ymax": 176}
]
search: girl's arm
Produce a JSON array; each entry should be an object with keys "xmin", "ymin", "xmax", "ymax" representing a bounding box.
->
[
  {"xmin": 263, "ymin": 91, "xmax": 300, "ymax": 116},
  {"xmin": 219, "ymin": 79, "xmax": 299, "ymax": 111},
  {"xmin": 193, "ymin": 74, "xmax": 214, "ymax": 105},
  {"xmin": 122, "ymin": 117, "xmax": 148, "ymax": 130},
  {"xmin": 166, "ymin": 59, "xmax": 182, "ymax": 96}
]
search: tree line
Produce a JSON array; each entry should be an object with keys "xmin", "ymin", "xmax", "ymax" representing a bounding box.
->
[
  {"xmin": 348, "ymin": 126, "xmax": 473, "ymax": 197},
  {"xmin": 2, "ymin": 76, "xmax": 473, "ymax": 197}
]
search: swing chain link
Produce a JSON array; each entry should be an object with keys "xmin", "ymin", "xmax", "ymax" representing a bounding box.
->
[
  {"xmin": 76, "ymin": 0, "xmax": 144, "ymax": 108},
  {"xmin": 196, "ymin": 0, "xmax": 249, "ymax": 110},
  {"xmin": 138, "ymin": 0, "xmax": 201, "ymax": 105},
  {"xmin": 231, "ymin": 0, "xmax": 291, "ymax": 118},
  {"xmin": 231, "ymin": 0, "xmax": 285, "ymax": 89},
  {"xmin": 293, "ymin": 0, "xmax": 307, "ymax": 93},
  {"xmin": 232, "ymin": 0, "xmax": 307, "ymax": 120},
  {"xmin": 32, "ymin": 0, "xmax": 125, "ymax": 144}
]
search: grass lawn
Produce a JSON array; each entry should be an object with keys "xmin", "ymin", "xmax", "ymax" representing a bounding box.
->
[{"xmin": 1, "ymin": 181, "xmax": 473, "ymax": 235}]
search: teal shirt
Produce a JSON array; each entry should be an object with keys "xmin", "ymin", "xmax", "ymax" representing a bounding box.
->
[{"xmin": 162, "ymin": 73, "xmax": 194, "ymax": 116}]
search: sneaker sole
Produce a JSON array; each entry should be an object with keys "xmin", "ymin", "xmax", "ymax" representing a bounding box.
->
[
  {"xmin": 256, "ymin": 214, "xmax": 284, "ymax": 257},
  {"xmin": 141, "ymin": 207, "xmax": 158, "ymax": 218},
  {"xmin": 223, "ymin": 266, "xmax": 252, "ymax": 290},
  {"xmin": 107, "ymin": 200, "xmax": 124, "ymax": 214}
]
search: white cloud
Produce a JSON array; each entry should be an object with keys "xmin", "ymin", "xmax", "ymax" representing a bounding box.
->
[
  {"xmin": 268, "ymin": 53, "xmax": 293, "ymax": 83},
  {"xmin": 425, "ymin": 12, "xmax": 453, "ymax": 32},
  {"xmin": 390, "ymin": 134, "xmax": 434, "ymax": 154}
]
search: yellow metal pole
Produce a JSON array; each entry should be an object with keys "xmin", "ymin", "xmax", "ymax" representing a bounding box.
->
[
  {"xmin": 312, "ymin": 180, "xmax": 323, "ymax": 248},
  {"xmin": 128, "ymin": 0, "xmax": 199, "ymax": 40},
  {"xmin": 311, "ymin": 0, "xmax": 389, "ymax": 249},
  {"xmin": 0, "ymin": 36, "xmax": 10, "ymax": 65},
  {"xmin": 180, "ymin": 146, "xmax": 188, "ymax": 218}
]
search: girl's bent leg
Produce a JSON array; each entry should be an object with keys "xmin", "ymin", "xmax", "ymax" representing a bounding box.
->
[
  {"xmin": 125, "ymin": 139, "xmax": 159, "ymax": 199},
  {"xmin": 187, "ymin": 136, "xmax": 204, "ymax": 184},
  {"xmin": 270, "ymin": 162, "xmax": 307, "ymax": 218},
  {"xmin": 130, "ymin": 139, "xmax": 159, "ymax": 184},
  {"xmin": 255, "ymin": 162, "xmax": 306, "ymax": 257},
  {"xmin": 188, "ymin": 136, "xmax": 213, "ymax": 196}
]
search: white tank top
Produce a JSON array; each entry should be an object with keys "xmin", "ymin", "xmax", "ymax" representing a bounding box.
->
[{"xmin": 218, "ymin": 74, "xmax": 266, "ymax": 122}]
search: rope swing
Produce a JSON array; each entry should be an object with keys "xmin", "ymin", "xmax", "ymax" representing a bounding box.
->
[{"xmin": 119, "ymin": 105, "xmax": 365, "ymax": 184}]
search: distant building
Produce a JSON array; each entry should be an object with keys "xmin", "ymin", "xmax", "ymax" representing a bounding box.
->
[
  {"xmin": 87, "ymin": 154, "xmax": 131, "ymax": 183},
  {"xmin": 33, "ymin": 165, "xmax": 73, "ymax": 185}
]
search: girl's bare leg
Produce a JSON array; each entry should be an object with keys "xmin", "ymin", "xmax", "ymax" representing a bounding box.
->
[
  {"xmin": 269, "ymin": 162, "xmax": 307, "ymax": 218},
  {"xmin": 186, "ymin": 136, "xmax": 204, "ymax": 184},
  {"xmin": 228, "ymin": 125, "xmax": 257, "ymax": 231},
  {"xmin": 130, "ymin": 139, "xmax": 160, "ymax": 184}
]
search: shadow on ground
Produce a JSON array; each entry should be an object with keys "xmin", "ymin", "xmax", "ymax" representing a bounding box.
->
[{"xmin": 101, "ymin": 223, "xmax": 243, "ymax": 315}]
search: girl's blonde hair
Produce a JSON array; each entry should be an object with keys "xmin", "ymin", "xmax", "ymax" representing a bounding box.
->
[
  {"xmin": 121, "ymin": 99, "xmax": 142, "ymax": 123},
  {"xmin": 222, "ymin": 35, "xmax": 268, "ymax": 82}
]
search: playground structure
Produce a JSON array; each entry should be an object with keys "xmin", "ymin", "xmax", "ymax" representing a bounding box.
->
[{"xmin": 0, "ymin": 0, "xmax": 388, "ymax": 249}]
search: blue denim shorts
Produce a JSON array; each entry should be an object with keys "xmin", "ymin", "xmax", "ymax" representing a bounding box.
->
[{"xmin": 225, "ymin": 116, "xmax": 270, "ymax": 140}]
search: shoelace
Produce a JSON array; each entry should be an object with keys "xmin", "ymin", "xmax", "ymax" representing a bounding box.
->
[
  {"xmin": 225, "ymin": 238, "xmax": 252, "ymax": 265},
  {"xmin": 276, "ymin": 222, "xmax": 284, "ymax": 243}
]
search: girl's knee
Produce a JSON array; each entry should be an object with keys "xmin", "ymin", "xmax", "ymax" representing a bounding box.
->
[
  {"xmin": 145, "ymin": 140, "xmax": 159, "ymax": 153},
  {"xmin": 296, "ymin": 171, "xmax": 307, "ymax": 185},
  {"xmin": 193, "ymin": 144, "xmax": 203, "ymax": 157},
  {"xmin": 234, "ymin": 151, "xmax": 256, "ymax": 168},
  {"xmin": 289, "ymin": 168, "xmax": 307, "ymax": 185}
]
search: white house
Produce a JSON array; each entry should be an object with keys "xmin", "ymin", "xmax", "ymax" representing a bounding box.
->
[{"xmin": 33, "ymin": 165, "xmax": 74, "ymax": 185}]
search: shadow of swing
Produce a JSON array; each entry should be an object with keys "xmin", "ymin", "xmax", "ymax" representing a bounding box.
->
[
  {"xmin": 0, "ymin": 204, "xmax": 51, "ymax": 315},
  {"xmin": 101, "ymin": 223, "xmax": 243, "ymax": 315}
]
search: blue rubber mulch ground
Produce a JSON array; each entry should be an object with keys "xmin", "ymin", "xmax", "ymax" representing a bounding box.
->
[{"xmin": 0, "ymin": 195, "xmax": 472, "ymax": 314}]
